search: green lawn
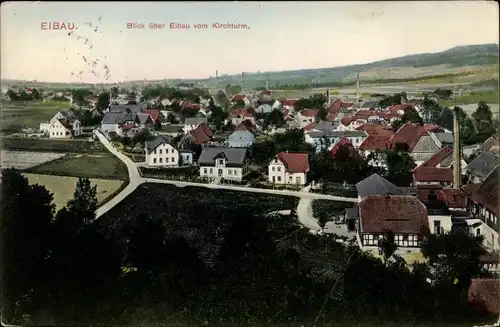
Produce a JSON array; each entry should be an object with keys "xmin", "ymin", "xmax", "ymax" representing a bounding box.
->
[
  {"xmin": 0, "ymin": 100, "xmax": 71, "ymax": 133},
  {"xmin": 25, "ymin": 153, "xmax": 129, "ymax": 180},
  {"xmin": 439, "ymin": 91, "xmax": 500, "ymax": 107},
  {"xmin": 1, "ymin": 137, "xmax": 106, "ymax": 153}
]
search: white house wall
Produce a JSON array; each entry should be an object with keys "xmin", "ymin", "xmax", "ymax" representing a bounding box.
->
[
  {"xmin": 428, "ymin": 215, "xmax": 453, "ymax": 235},
  {"xmin": 200, "ymin": 166, "xmax": 244, "ymax": 182},
  {"xmin": 267, "ymin": 159, "xmax": 307, "ymax": 185},
  {"xmin": 145, "ymin": 143, "xmax": 180, "ymax": 167}
]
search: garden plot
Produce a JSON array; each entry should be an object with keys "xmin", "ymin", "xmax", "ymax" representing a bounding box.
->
[{"xmin": 0, "ymin": 150, "xmax": 66, "ymax": 170}]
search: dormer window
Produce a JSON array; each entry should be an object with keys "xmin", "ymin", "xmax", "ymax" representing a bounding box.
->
[{"xmin": 217, "ymin": 158, "xmax": 225, "ymax": 165}]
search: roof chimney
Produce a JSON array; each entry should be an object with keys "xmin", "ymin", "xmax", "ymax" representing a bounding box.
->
[{"xmin": 453, "ymin": 107, "xmax": 461, "ymax": 188}]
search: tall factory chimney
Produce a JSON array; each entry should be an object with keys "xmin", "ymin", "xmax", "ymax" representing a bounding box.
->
[
  {"xmin": 356, "ymin": 73, "xmax": 360, "ymax": 104},
  {"xmin": 241, "ymin": 72, "xmax": 245, "ymax": 91},
  {"xmin": 326, "ymin": 89, "xmax": 330, "ymax": 104},
  {"xmin": 266, "ymin": 72, "xmax": 270, "ymax": 90},
  {"xmin": 215, "ymin": 70, "xmax": 219, "ymax": 85},
  {"xmin": 453, "ymin": 106, "xmax": 462, "ymax": 188}
]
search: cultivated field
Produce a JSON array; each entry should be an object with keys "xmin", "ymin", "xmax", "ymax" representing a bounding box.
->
[
  {"xmin": 26, "ymin": 153, "xmax": 129, "ymax": 180},
  {"xmin": 23, "ymin": 173, "xmax": 125, "ymax": 210},
  {"xmin": 1, "ymin": 137, "xmax": 106, "ymax": 153},
  {"xmin": 0, "ymin": 150, "xmax": 66, "ymax": 170},
  {"xmin": 0, "ymin": 100, "xmax": 71, "ymax": 134}
]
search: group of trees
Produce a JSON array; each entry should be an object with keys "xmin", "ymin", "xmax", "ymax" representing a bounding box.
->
[
  {"xmin": 294, "ymin": 93, "xmax": 328, "ymax": 119},
  {"xmin": 110, "ymin": 129, "xmax": 155, "ymax": 149},
  {"xmin": 6, "ymin": 88, "xmax": 42, "ymax": 101},
  {"xmin": 1, "ymin": 168, "xmax": 494, "ymax": 326}
]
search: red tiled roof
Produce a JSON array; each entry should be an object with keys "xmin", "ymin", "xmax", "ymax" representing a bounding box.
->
[
  {"xmin": 423, "ymin": 124, "xmax": 444, "ymax": 133},
  {"xmin": 356, "ymin": 123, "xmax": 393, "ymax": 136},
  {"xmin": 189, "ymin": 125, "xmax": 211, "ymax": 144},
  {"xmin": 259, "ymin": 90, "xmax": 271, "ymax": 96},
  {"xmin": 119, "ymin": 123, "xmax": 138, "ymax": 131},
  {"xmin": 281, "ymin": 99, "xmax": 297, "ymax": 106},
  {"xmin": 231, "ymin": 94, "xmax": 247, "ymax": 102},
  {"xmin": 276, "ymin": 152, "xmax": 309, "ymax": 173},
  {"xmin": 330, "ymin": 137, "xmax": 361, "ymax": 160},
  {"xmin": 358, "ymin": 135, "xmax": 392, "ymax": 151},
  {"xmin": 326, "ymin": 99, "xmax": 342, "ymax": 120},
  {"xmin": 302, "ymin": 122, "xmax": 318, "ymax": 131},
  {"xmin": 461, "ymin": 165, "xmax": 500, "ymax": 217},
  {"xmin": 235, "ymin": 120, "xmax": 257, "ymax": 134},
  {"xmin": 416, "ymin": 186, "xmax": 467, "ymax": 209},
  {"xmin": 325, "ymin": 112, "xmax": 337, "ymax": 122},
  {"xmin": 299, "ymin": 109, "xmax": 319, "ymax": 117},
  {"xmin": 413, "ymin": 167, "xmax": 453, "ymax": 182},
  {"xmin": 198, "ymin": 123, "xmax": 213, "ymax": 138},
  {"xmin": 283, "ymin": 109, "xmax": 290, "ymax": 117},
  {"xmin": 468, "ymin": 279, "xmax": 500, "ymax": 316},
  {"xmin": 341, "ymin": 116, "xmax": 355, "ymax": 126},
  {"xmin": 354, "ymin": 109, "xmax": 378, "ymax": 119},
  {"xmin": 359, "ymin": 195, "xmax": 429, "ymax": 234},
  {"xmin": 390, "ymin": 123, "xmax": 426, "ymax": 151},
  {"xmin": 421, "ymin": 146, "xmax": 453, "ymax": 167},
  {"xmin": 141, "ymin": 109, "xmax": 160, "ymax": 122},
  {"xmin": 387, "ymin": 104, "xmax": 414, "ymax": 115}
]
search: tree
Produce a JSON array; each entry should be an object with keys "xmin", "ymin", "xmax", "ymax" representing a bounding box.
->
[
  {"xmin": 273, "ymin": 129, "xmax": 312, "ymax": 153},
  {"xmin": 111, "ymin": 86, "xmax": 119, "ymax": 99},
  {"xmin": 379, "ymin": 92, "xmax": 407, "ymax": 108},
  {"xmin": 71, "ymin": 89, "xmax": 92, "ymax": 108},
  {"xmin": 436, "ymin": 107, "xmax": 454, "ymax": 131},
  {"xmin": 381, "ymin": 150, "xmax": 416, "ymax": 187},
  {"xmin": 0, "ymin": 169, "xmax": 55, "ymax": 323},
  {"xmin": 378, "ymin": 230, "xmax": 398, "ymax": 265},
  {"xmin": 7, "ymin": 89, "xmax": 20, "ymax": 101},
  {"xmin": 391, "ymin": 107, "xmax": 424, "ymax": 131},
  {"xmin": 472, "ymin": 101, "xmax": 496, "ymax": 142},
  {"xmin": 209, "ymin": 100, "xmax": 228, "ymax": 130},
  {"xmin": 263, "ymin": 109, "xmax": 285, "ymax": 130},
  {"xmin": 215, "ymin": 90, "xmax": 229, "ymax": 109},
  {"xmin": 132, "ymin": 129, "xmax": 154, "ymax": 147},
  {"xmin": 154, "ymin": 119, "xmax": 162, "ymax": 131},
  {"xmin": 66, "ymin": 177, "xmax": 98, "ymax": 225},
  {"xmin": 96, "ymin": 92, "xmax": 110, "ymax": 110},
  {"xmin": 433, "ymin": 88, "xmax": 453, "ymax": 100},
  {"xmin": 230, "ymin": 85, "xmax": 242, "ymax": 96}
]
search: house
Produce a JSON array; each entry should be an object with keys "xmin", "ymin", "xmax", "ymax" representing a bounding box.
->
[
  {"xmin": 296, "ymin": 109, "xmax": 319, "ymax": 127},
  {"xmin": 141, "ymin": 109, "xmax": 162, "ymax": 123},
  {"xmin": 144, "ymin": 135, "xmax": 193, "ymax": 167},
  {"xmin": 135, "ymin": 113, "xmax": 155, "ymax": 130},
  {"xmin": 337, "ymin": 116, "xmax": 367, "ymax": 131},
  {"xmin": 461, "ymin": 165, "xmax": 500, "ymax": 250},
  {"xmin": 234, "ymin": 120, "xmax": 257, "ymax": 134},
  {"xmin": 230, "ymin": 108, "xmax": 255, "ymax": 126},
  {"xmin": 268, "ymin": 152, "xmax": 309, "ymax": 185},
  {"xmin": 329, "ymin": 137, "xmax": 361, "ymax": 160},
  {"xmin": 305, "ymin": 130, "xmax": 368, "ymax": 152},
  {"xmin": 108, "ymin": 103, "xmax": 142, "ymax": 114},
  {"xmin": 478, "ymin": 136, "xmax": 499, "ymax": 153},
  {"xmin": 358, "ymin": 132, "xmax": 394, "ymax": 167},
  {"xmin": 183, "ymin": 117, "xmax": 208, "ymax": 134},
  {"xmin": 116, "ymin": 123, "xmax": 141, "ymax": 138},
  {"xmin": 412, "ymin": 147, "xmax": 455, "ymax": 186},
  {"xmin": 428, "ymin": 131, "xmax": 454, "ymax": 148},
  {"xmin": 48, "ymin": 117, "xmax": 82, "ymax": 139},
  {"xmin": 466, "ymin": 152, "xmax": 499, "ymax": 183},
  {"xmin": 227, "ymin": 130, "xmax": 255, "ymax": 148},
  {"xmin": 198, "ymin": 147, "xmax": 248, "ymax": 182},
  {"xmin": 258, "ymin": 90, "xmax": 273, "ymax": 103},
  {"xmin": 467, "ymin": 279, "xmax": 500, "ymax": 316},
  {"xmin": 40, "ymin": 110, "xmax": 78, "ymax": 133},
  {"xmin": 179, "ymin": 123, "xmax": 214, "ymax": 147},
  {"xmin": 386, "ymin": 104, "xmax": 415, "ymax": 117},
  {"xmin": 281, "ymin": 99, "xmax": 297, "ymax": 111},
  {"xmin": 360, "ymin": 101, "xmax": 380, "ymax": 110},
  {"xmin": 256, "ymin": 103, "xmax": 273, "ymax": 114},
  {"xmin": 390, "ymin": 123, "xmax": 441, "ymax": 165},
  {"xmin": 358, "ymin": 195, "xmax": 429, "ymax": 248},
  {"xmin": 230, "ymin": 94, "xmax": 251, "ymax": 106},
  {"xmin": 478, "ymin": 253, "xmax": 500, "ymax": 275},
  {"xmin": 101, "ymin": 112, "xmax": 135, "ymax": 133},
  {"xmin": 355, "ymin": 173, "xmax": 415, "ymax": 201},
  {"xmin": 417, "ymin": 185, "xmax": 467, "ymax": 213},
  {"xmin": 324, "ymin": 99, "xmax": 351, "ymax": 122},
  {"xmin": 272, "ymin": 99, "xmax": 282, "ymax": 110}
]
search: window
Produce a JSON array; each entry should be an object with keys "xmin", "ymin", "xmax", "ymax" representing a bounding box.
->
[
  {"xmin": 277, "ymin": 167, "xmax": 281, "ymax": 172},
  {"xmin": 159, "ymin": 158, "xmax": 163, "ymax": 163},
  {"xmin": 434, "ymin": 220, "xmax": 441, "ymax": 235},
  {"xmin": 277, "ymin": 176, "xmax": 281, "ymax": 182},
  {"xmin": 159, "ymin": 149, "xmax": 162, "ymax": 154},
  {"xmin": 476, "ymin": 228, "xmax": 481, "ymax": 237},
  {"xmin": 172, "ymin": 157, "xmax": 175, "ymax": 162},
  {"xmin": 166, "ymin": 157, "xmax": 169, "ymax": 163},
  {"xmin": 154, "ymin": 149, "xmax": 157, "ymax": 154},
  {"xmin": 234, "ymin": 169, "xmax": 238, "ymax": 175},
  {"xmin": 272, "ymin": 166, "xmax": 275, "ymax": 172},
  {"xmin": 165, "ymin": 148, "xmax": 169, "ymax": 154},
  {"xmin": 209, "ymin": 168, "xmax": 213, "ymax": 174},
  {"xmin": 228, "ymin": 169, "xmax": 232, "ymax": 175},
  {"xmin": 204, "ymin": 168, "xmax": 207, "ymax": 174},
  {"xmin": 153, "ymin": 158, "xmax": 157, "ymax": 164}
]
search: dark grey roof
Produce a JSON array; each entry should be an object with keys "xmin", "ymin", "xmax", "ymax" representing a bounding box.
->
[
  {"xmin": 315, "ymin": 121, "xmax": 338, "ymax": 132},
  {"xmin": 361, "ymin": 101, "xmax": 378, "ymax": 109},
  {"xmin": 431, "ymin": 132, "xmax": 454, "ymax": 145},
  {"xmin": 145, "ymin": 135, "xmax": 173, "ymax": 153},
  {"xmin": 109, "ymin": 104, "xmax": 141, "ymax": 113},
  {"xmin": 136, "ymin": 113, "xmax": 153, "ymax": 124},
  {"xmin": 307, "ymin": 130, "xmax": 367, "ymax": 139},
  {"xmin": 345, "ymin": 207, "xmax": 358, "ymax": 220},
  {"xmin": 198, "ymin": 147, "xmax": 247, "ymax": 166},
  {"xmin": 466, "ymin": 151, "xmax": 499, "ymax": 178},
  {"xmin": 184, "ymin": 117, "xmax": 207, "ymax": 125},
  {"xmin": 355, "ymin": 173, "xmax": 406, "ymax": 199},
  {"xmin": 179, "ymin": 149, "xmax": 194, "ymax": 153},
  {"xmin": 102, "ymin": 112, "xmax": 134, "ymax": 124}
]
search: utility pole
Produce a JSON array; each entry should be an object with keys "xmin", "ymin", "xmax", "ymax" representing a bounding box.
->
[
  {"xmin": 266, "ymin": 72, "xmax": 270, "ymax": 90},
  {"xmin": 215, "ymin": 70, "xmax": 219, "ymax": 86},
  {"xmin": 241, "ymin": 72, "xmax": 245, "ymax": 91},
  {"xmin": 356, "ymin": 72, "xmax": 360, "ymax": 104}
]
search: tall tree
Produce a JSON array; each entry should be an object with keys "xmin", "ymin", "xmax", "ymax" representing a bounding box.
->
[
  {"xmin": 382, "ymin": 150, "xmax": 416, "ymax": 187},
  {"xmin": 391, "ymin": 107, "xmax": 424, "ymax": 131},
  {"xmin": 66, "ymin": 177, "xmax": 98, "ymax": 225},
  {"xmin": 96, "ymin": 92, "xmax": 110, "ymax": 110},
  {"xmin": 378, "ymin": 230, "xmax": 398, "ymax": 265},
  {"xmin": 0, "ymin": 169, "xmax": 55, "ymax": 323},
  {"xmin": 472, "ymin": 101, "xmax": 496, "ymax": 142}
]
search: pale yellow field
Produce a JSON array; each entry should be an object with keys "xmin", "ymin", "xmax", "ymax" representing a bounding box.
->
[{"xmin": 23, "ymin": 173, "xmax": 125, "ymax": 210}]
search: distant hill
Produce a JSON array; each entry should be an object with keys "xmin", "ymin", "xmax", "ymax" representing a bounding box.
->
[{"xmin": 2, "ymin": 43, "xmax": 498, "ymax": 89}]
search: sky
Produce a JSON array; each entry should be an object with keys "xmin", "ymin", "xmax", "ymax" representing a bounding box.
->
[{"xmin": 1, "ymin": 1, "xmax": 499, "ymax": 83}]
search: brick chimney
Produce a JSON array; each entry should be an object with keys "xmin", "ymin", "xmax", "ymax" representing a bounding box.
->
[{"xmin": 453, "ymin": 107, "xmax": 461, "ymax": 188}]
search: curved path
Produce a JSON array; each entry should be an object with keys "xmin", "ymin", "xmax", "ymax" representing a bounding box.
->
[
  {"xmin": 94, "ymin": 130, "xmax": 358, "ymax": 220},
  {"xmin": 94, "ymin": 131, "xmax": 143, "ymax": 218}
]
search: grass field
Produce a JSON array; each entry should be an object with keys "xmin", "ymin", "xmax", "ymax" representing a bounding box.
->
[
  {"xmin": 439, "ymin": 91, "xmax": 500, "ymax": 107},
  {"xmin": 26, "ymin": 153, "xmax": 129, "ymax": 180},
  {"xmin": 23, "ymin": 173, "xmax": 125, "ymax": 210},
  {"xmin": 0, "ymin": 101, "xmax": 71, "ymax": 133},
  {"xmin": 1, "ymin": 137, "xmax": 106, "ymax": 153}
]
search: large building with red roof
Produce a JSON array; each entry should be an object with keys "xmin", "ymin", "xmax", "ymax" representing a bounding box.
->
[{"xmin": 268, "ymin": 152, "xmax": 309, "ymax": 185}]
